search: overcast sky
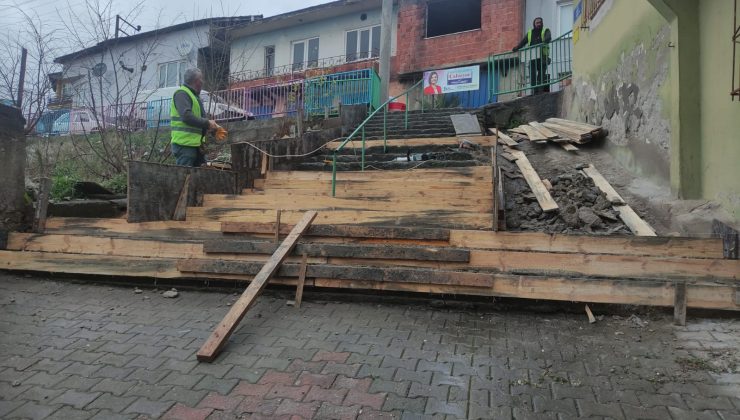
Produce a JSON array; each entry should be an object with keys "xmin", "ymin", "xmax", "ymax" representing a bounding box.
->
[{"xmin": 1, "ymin": 0, "xmax": 334, "ymax": 53}]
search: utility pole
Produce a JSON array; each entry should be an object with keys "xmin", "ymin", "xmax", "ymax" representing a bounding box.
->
[
  {"xmin": 17, "ymin": 47, "xmax": 27, "ymax": 109},
  {"xmin": 379, "ymin": 0, "xmax": 393, "ymax": 102}
]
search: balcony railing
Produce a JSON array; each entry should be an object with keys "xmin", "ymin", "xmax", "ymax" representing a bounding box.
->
[
  {"xmin": 230, "ymin": 53, "xmax": 378, "ymax": 84},
  {"xmin": 487, "ymin": 30, "xmax": 573, "ymax": 102}
]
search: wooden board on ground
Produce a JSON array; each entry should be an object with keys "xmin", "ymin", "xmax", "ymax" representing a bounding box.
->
[
  {"xmin": 541, "ymin": 122, "xmax": 592, "ymax": 144},
  {"xmin": 222, "ymin": 223, "xmax": 451, "ymax": 241},
  {"xmin": 558, "ymin": 142, "xmax": 579, "ymax": 152},
  {"xmin": 581, "ymin": 164, "xmax": 656, "ymax": 236},
  {"xmin": 204, "ymin": 240, "xmax": 470, "ymax": 262},
  {"xmin": 516, "ymin": 125, "xmax": 547, "ymax": 142},
  {"xmin": 196, "ymin": 211, "xmax": 317, "ymax": 362},
  {"xmin": 546, "ymin": 118, "xmax": 601, "ymax": 133},
  {"xmin": 127, "ymin": 161, "xmax": 237, "ymax": 223},
  {"xmin": 450, "ymin": 113, "xmax": 482, "ymax": 136},
  {"xmin": 487, "ymin": 128, "xmax": 518, "ymax": 147},
  {"xmin": 266, "ymin": 166, "xmax": 492, "ymax": 181},
  {"xmin": 507, "ymin": 150, "xmax": 559, "ymax": 212},
  {"xmin": 528, "ymin": 122, "xmax": 558, "ymax": 139}
]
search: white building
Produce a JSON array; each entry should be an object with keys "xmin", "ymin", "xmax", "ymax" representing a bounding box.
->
[
  {"xmin": 228, "ymin": 0, "xmax": 397, "ymax": 84},
  {"xmin": 52, "ymin": 16, "xmax": 261, "ymax": 110}
]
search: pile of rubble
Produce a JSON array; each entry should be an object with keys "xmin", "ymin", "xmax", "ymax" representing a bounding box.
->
[{"xmin": 503, "ymin": 163, "xmax": 631, "ymax": 234}]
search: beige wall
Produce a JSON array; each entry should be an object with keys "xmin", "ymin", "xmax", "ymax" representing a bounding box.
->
[{"xmin": 697, "ymin": 0, "xmax": 740, "ymax": 222}]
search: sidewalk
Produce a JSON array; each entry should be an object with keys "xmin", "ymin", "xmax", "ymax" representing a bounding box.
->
[{"xmin": 0, "ymin": 273, "xmax": 738, "ymax": 419}]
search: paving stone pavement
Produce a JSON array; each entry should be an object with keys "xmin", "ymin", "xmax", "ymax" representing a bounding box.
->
[{"xmin": 0, "ymin": 273, "xmax": 739, "ymax": 419}]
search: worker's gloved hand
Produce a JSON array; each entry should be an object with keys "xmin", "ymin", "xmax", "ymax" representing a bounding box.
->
[
  {"xmin": 215, "ymin": 126, "xmax": 228, "ymax": 142},
  {"xmin": 207, "ymin": 119, "xmax": 219, "ymax": 131}
]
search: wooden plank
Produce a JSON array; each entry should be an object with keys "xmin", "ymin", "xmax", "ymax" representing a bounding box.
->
[
  {"xmin": 2, "ymin": 250, "xmax": 738, "ymax": 311},
  {"xmin": 674, "ymin": 281, "xmax": 687, "ymax": 326},
  {"xmin": 202, "ymin": 195, "xmax": 493, "ymax": 213},
  {"xmin": 558, "ymin": 142, "xmax": 579, "ymax": 152},
  {"xmin": 581, "ymin": 164, "xmax": 625, "ymax": 205},
  {"xmin": 178, "ymin": 259, "xmax": 495, "ymax": 288},
  {"xmin": 585, "ymin": 304, "xmax": 596, "ymax": 323},
  {"xmin": 541, "ymin": 122, "xmax": 591, "ymax": 144},
  {"xmin": 546, "ymin": 118, "xmax": 602, "ymax": 133},
  {"xmin": 204, "ymin": 240, "xmax": 470, "ymax": 262},
  {"xmin": 465, "ymin": 249, "xmax": 740, "ymax": 281},
  {"xmin": 517, "ymin": 125, "xmax": 548, "ymax": 142},
  {"xmin": 275, "ymin": 209, "xmax": 281, "ymax": 243},
  {"xmin": 614, "ymin": 206, "xmax": 657, "ymax": 236},
  {"xmin": 266, "ymin": 166, "xmax": 492, "ymax": 181},
  {"xmin": 507, "ymin": 150, "xmax": 559, "ymax": 212},
  {"xmin": 294, "ymin": 253, "xmax": 308, "ymax": 308},
  {"xmin": 45, "ymin": 218, "xmax": 225, "ymax": 240},
  {"xmin": 196, "ymin": 211, "xmax": 317, "ymax": 362},
  {"xmin": 260, "ymin": 152, "xmax": 268, "ymax": 176},
  {"xmin": 448, "ymin": 230, "xmax": 724, "ymax": 259},
  {"xmin": 581, "ymin": 164, "xmax": 656, "ymax": 236},
  {"xmin": 508, "ymin": 127, "xmax": 527, "ymax": 135},
  {"xmin": 491, "ymin": 145, "xmax": 499, "ymax": 232},
  {"xmin": 529, "ymin": 122, "xmax": 558, "ymax": 139},
  {"xmin": 172, "ymin": 174, "xmax": 191, "ymax": 221},
  {"xmin": 190, "ymin": 208, "xmax": 492, "ymax": 229},
  {"xmin": 127, "ymin": 161, "xmax": 237, "ymax": 223},
  {"xmin": 222, "ymin": 223, "xmax": 450, "ymax": 241},
  {"xmin": 33, "ymin": 177, "xmax": 52, "ymax": 233},
  {"xmin": 488, "ymin": 128, "xmax": 518, "ymax": 147}
]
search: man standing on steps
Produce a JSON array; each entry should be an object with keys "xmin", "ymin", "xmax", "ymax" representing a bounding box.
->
[
  {"xmin": 512, "ymin": 17, "xmax": 552, "ymax": 95},
  {"xmin": 170, "ymin": 68, "xmax": 221, "ymax": 167}
]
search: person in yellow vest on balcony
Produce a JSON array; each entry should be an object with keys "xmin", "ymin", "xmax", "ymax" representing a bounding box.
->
[
  {"xmin": 512, "ymin": 17, "xmax": 552, "ymax": 95},
  {"xmin": 170, "ymin": 68, "xmax": 221, "ymax": 167}
]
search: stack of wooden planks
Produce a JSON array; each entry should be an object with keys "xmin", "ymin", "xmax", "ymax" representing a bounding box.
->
[
  {"xmin": 507, "ymin": 118, "xmax": 606, "ymax": 152},
  {"xmin": 1, "ymin": 217, "xmax": 737, "ymax": 316}
]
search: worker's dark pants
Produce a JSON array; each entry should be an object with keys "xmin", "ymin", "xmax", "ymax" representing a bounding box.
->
[
  {"xmin": 172, "ymin": 143, "xmax": 206, "ymax": 167},
  {"xmin": 529, "ymin": 57, "xmax": 550, "ymax": 95}
]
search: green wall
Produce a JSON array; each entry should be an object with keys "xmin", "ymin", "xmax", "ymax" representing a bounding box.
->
[
  {"xmin": 698, "ymin": 0, "xmax": 740, "ymax": 222},
  {"xmin": 570, "ymin": 0, "xmax": 739, "ymax": 224}
]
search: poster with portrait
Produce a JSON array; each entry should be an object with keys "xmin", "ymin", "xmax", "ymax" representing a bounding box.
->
[{"xmin": 422, "ymin": 66, "xmax": 480, "ymax": 95}]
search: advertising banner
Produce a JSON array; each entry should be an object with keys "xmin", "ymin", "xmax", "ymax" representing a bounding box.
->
[{"xmin": 422, "ymin": 65, "xmax": 480, "ymax": 95}]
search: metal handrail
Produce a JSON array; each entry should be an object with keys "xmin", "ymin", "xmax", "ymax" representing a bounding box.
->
[
  {"xmin": 487, "ymin": 30, "xmax": 573, "ymax": 101},
  {"xmin": 330, "ymin": 78, "xmax": 424, "ymax": 196}
]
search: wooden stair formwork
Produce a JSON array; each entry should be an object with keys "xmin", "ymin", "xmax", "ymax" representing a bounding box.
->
[{"xmin": 0, "ymin": 164, "xmax": 738, "ymax": 314}]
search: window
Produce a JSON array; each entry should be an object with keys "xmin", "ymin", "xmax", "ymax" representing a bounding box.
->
[
  {"xmin": 346, "ymin": 26, "xmax": 381, "ymax": 62},
  {"xmin": 265, "ymin": 46, "xmax": 275, "ymax": 76},
  {"xmin": 158, "ymin": 61, "xmax": 186, "ymax": 88},
  {"xmin": 292, "ymin": 38, "xmax": 320, "ymax": 71},
  {"xmin": 426, "ymin": 0, "xmax": 481, "ymax": 38}
]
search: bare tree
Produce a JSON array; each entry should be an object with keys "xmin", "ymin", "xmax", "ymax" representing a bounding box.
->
[{"xmin": 0, "ymin": 9, "xmax": 60, "ymax": 135}]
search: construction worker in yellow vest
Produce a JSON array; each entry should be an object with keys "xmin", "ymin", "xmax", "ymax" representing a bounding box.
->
[
  {"xmin": 170, "ymin": 68, "xmax": 221, "ymax": 166},
  {"xmin": 512, "ymin": 17, "xmax": 552, "ymax": 95}
]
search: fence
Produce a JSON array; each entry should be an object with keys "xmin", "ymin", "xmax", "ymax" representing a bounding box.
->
[
  {"xmin": 34, "ymin": 69, "xmax": 381, "ymax": 136},
  {"xmin": 304, "ymin": 68, "xmax": 381, "ymax": 116},
  {"xmin": 487, "ymin": 30, "xmax": 573, "ymax": 102}
]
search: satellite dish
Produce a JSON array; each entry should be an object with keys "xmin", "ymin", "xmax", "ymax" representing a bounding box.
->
[
  {"xmin": 177, "ymin": 40, "xmax": 193, "ymax": 56},
  {"xmin": 92, "ymin": 62, "xmax": 107, "ymax": 77}
]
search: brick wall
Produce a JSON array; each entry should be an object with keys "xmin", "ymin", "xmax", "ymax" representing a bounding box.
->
[{"xmin": 393, "ymin": 0, "xmax": 524, "ymax": 77}]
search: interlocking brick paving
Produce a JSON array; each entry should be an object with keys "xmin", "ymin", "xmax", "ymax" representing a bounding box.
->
[{"xmin": 0, "ymin": 273, "xmax": 738, "ymax": 419}]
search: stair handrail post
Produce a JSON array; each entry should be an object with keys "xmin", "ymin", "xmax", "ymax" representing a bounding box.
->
[
  {"xmin": 404, "ymin": 92, "xmax": 409, "ymax": 130},
  {"xmin": 383, "ymin": 104, "xmax": 387, "ymax": 152},
  {"xmin": 361, "ymin": 126, "xmax": 366, "ymax": 171},
  {"xmin": 420, "ymin": 81, "xmax": 424, "ymax": 114},
  {"xmin": 331, "ymin": 152, "xmax": 337, "ymax": 197}
]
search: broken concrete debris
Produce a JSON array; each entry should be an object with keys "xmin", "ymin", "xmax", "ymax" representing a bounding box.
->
[{"xmin": 162, "ymin": 288, "xmax": 179, "ymax": 298}]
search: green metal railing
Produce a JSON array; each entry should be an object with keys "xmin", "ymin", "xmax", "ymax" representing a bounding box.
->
[
  {"xmin": 487, "ymin": 30, "xmax": 573, "ymax": 102},
  {"xmin": 331, "ymin": 79, "xmax": 425, "ymax": 196}
]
